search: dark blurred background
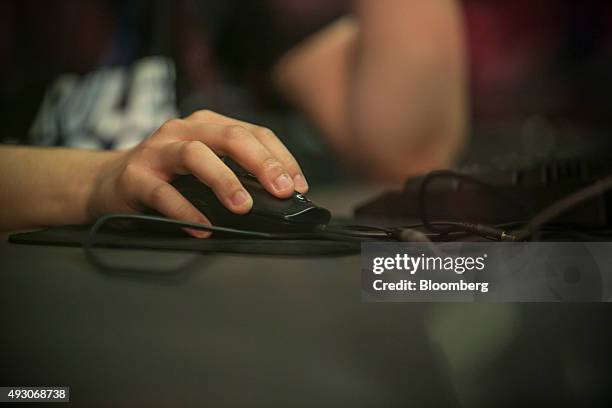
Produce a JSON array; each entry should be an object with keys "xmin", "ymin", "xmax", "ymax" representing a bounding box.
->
[
  {"xmin": 1, "ymin": 0, "xmax": 348, "ymax": 132},
  {"xmin": 2, "ymin": 0, "xmax": 612, "ymax": 181}
]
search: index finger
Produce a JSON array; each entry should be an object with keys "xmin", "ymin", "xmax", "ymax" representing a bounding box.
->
[{"xmin": 186, "ymin": 110, "xmax": 309, "ymax": 193}]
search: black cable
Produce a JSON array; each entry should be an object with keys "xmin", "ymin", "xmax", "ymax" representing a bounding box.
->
[
  {"xmin": 512, "ymin": 172, "xmax": 612, "ymax": 240},
  {"xmin": 324, "ymin": 224, "xmax": 393, "ymax": 239},
  {"xmin": 418, "ymin": 170, "xmax": 531, "ymax": 235},
  {"xmin": 418, "ymin": 169, "xmax": 612, "ymax": 241},
  {"xmin": 84, "ymin": 214, "xmax": 390, "ymax": 248},
  {"xmin": 331, "ymin": 221, "xmax": 516, "ymax": 241},
  {"xmin": 83, "ymin": 214, "xmax": 393, "ymax": 274},
  {"xmin": 84, "ymin": 215, "xmax": 521, "ymax": 258}
]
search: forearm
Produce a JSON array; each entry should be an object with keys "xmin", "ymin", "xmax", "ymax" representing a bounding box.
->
[
  {"xmin": 273, "ymin": 17, "xmax": 359, "ymax": 160},
  {"xmin": 0, "ymin": 146, "xmax": 118, "ymax": 231},
  {"xmin": 351, "ymin": 0, "xmax": 468, "ymax": 179},
  {"xmin": 274, "ymin": 0, "xmax": 468, "ymax": 181}
]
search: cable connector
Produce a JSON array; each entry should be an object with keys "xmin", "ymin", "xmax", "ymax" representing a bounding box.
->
[{"xmin": 459, "ymin": 222, "xmax": 518, "ymax": 241}]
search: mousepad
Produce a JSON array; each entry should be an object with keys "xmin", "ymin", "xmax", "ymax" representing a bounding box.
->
[{"xmin": 8, "ymin": 225, "xmax": 361, "ymax": 256}]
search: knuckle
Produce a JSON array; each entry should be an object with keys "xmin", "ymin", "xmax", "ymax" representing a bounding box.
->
[
  {"xmin": 159, "ymin": 118, "xmax": 185, "ymax": 134},
  {"xmin": 179, "ymin": 141, "xmax": 203, "ymax": 165},
  {"xmin": 135, "ymin": 141, "xmax": 155, "ymax": 158},
  {"xmin": 255, "ymin": 126, "xmax": 277, "ymax": 141},
  {"xmin": 223, "ymin": 126, "xmax": 251, "ymax": 148},
  {"xmin": 118, "ymin": 163, "xmax": 140, "ymax": 190},
  {"xmin": 261, "ymin": 156, "xmax": 284, "ymax": 172},
  {"xmin": 192, "ymin": 109, "xmax": 215, "ymax": 122},
  {"xmin": 252, "ymin": 127, "xmax": 300, "ymax": 174},
  {"xmin": 149, "ymin": 183, "xmax": 170, "ymax": 208}
]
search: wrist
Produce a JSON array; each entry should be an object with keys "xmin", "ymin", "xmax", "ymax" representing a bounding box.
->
[{"xmin": 79, "ymin": 149, "xmax": 124, "ymax": 224}]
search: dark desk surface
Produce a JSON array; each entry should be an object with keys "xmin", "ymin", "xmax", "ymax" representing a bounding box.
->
[{"xmin": 2, "ymin": 185, "xmax": 611, "ymax": 406}]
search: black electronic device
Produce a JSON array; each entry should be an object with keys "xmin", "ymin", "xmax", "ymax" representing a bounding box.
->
[
  {"xmin": 355, "ymin": 157, "xmax": 612, "ymax": 227},
  {"xmin": 170, "ymin": 173, "xmax": 331, "ymax": 233}
]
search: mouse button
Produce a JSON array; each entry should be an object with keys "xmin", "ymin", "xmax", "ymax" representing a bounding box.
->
[
  {"xmin": 238, "ymin": 175, "xmax": 266, "ymax": 191},
  {"xmin": 223, "ymin": 158, "xmax": 256, "ymax": 178},
  {"xmin": 171, "ymin": 174, "xmax": 198, "ymax": 189},
  {"xmin": 285, "ymin": 206, "xmax": 331, "ymax": 225},
  {"xmin": 276, "ymin": 197, "xmax": 330, "ymax": 222},
  {"xmin": 178, "ymin": 184, "xmax": 216, "ymax": 203},
  {"xmin": 249, "ymin": 195, "xmax": 294, "ymax": 217}
]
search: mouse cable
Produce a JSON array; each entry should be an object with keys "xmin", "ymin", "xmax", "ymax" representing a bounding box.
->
[
  {"xmin": 84, "ymin": 216, "xmax": 519, "ymax": 268},
  {"xmin": 512, "ymin": 171, "xmax": 612, "ymax": 240},
  {"xmin": 83, "ymin": 214, "xmax": 388, "ymax": 270},
  {"xmin": 83, "ymin": 213, "xmax": 395, "ymax": 251}
]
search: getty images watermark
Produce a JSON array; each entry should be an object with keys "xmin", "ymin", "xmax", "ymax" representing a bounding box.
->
[{"xmin": 361, "ymin": 242, "xmax": 612, "ymax": 302}]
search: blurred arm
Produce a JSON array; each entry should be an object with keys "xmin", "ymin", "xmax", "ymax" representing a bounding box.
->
[{"xmin": 274, "ymin": 0, "xmax": 468, "ymax": 182}]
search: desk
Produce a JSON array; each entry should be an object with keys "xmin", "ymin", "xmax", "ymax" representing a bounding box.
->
[{"xmin": 1, "ymin": 185, "xmax": 611, "ymax": 406}]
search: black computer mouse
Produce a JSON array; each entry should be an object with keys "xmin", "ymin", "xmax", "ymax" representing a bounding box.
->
[{"xmin": 170, "ymin": 172, "xmax": 331, "ymax": 233}]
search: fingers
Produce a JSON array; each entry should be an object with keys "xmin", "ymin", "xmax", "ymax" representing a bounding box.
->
[
  {"xmin": 251, "ymin": 127, "xmax": 309, "ymax": 193},
  {"xmin": 160, "ymin": 140, "xmax": 253, "ymax": 214},
  {"xmin": 159, "ymin": 119, "xmax": 297, "ymax": 198},
  {"xmin": 190, "ymin": 123, "xmax": 296, "ymax": 198},
  {"xmin": 127, "ymin": 167, "xmax": 212, "ymax": 238},
  {"xmin": 115, "ymin": 112, "xmax": 310, "ymax": 237},
  {"xmin": 185, "ymin": 110, "xmax": 309, "ymax": 193}
]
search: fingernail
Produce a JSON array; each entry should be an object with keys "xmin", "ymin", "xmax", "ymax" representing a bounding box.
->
[
  {"xmin": 273, "ymin": 173, "xmax": 293, "ymax": 192},
  {"xmin": 185, "ymin": 215, "xmax": 212, "ymax": 238},
  {"xmin": 230, "ymin": 189, "xmax": 251, "ymax": 207},
  {"xmin": 293, "ymin": 174, "xmax": 309, "ymax": 192},
  {"xmin": 186, "ymin": 228, "xmax": 210, "ymax": 239}
]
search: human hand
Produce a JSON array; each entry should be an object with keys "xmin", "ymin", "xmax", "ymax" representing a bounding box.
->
[{"xmin": 87, "ymin": 110, "xmax": 309, "ymax": 237}]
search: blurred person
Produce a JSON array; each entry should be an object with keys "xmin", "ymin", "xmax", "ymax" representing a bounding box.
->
[
  {"xmin": 201, "ymin": 0, "xmax": 612, "ymax": 178},
  {"xmin": 272, "ymin": 0, "xmax": 468, "ymax": 181},
  {"xmin": 180, "ymin": 0, "xmax": 468, "ymax": 181}
]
